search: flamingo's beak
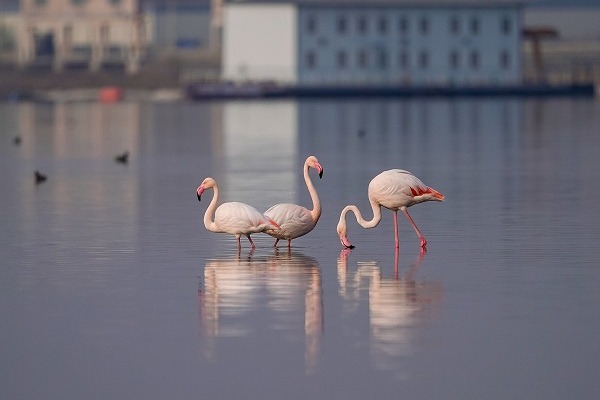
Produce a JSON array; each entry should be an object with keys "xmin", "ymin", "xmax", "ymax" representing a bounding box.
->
[
  {"xmin": 197, "ymin": 186, "xmax": 205, "ymax": 202},
  {"xmin": 316, "ymin": 163, "xmax": 324, "ymax": 179},
  {"xmin": 339, "ymin": 234, "xmax": 355, "ymax": 249}
]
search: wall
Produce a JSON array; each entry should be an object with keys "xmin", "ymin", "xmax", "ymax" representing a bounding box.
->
[{"xmin": 222, "ymin": 3, "xmax": 297, "ymax": 82}]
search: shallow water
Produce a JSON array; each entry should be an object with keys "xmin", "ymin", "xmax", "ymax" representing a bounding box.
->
[{"xmin": 1, "ymin": 97, "xmax": 599, "ymax": 399}]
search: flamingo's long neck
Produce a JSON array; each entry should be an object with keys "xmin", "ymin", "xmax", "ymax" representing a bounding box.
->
[
  {"xmin": 341, "ymin": 199, "xmax": 382, "ymax": 230},
  {"xmin": 203, "ymin": 185, "xmax": 220, "ymax": 233},
  {"xmin": 305, "ymin": 161, "xmax": 321, "ymax": 222}
]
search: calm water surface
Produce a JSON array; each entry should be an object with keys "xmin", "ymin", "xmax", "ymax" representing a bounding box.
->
[{"xmin": 1, "ymin": 97, "xmax": 599, "ymax": 399}]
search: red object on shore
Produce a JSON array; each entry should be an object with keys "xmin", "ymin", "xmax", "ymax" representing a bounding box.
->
[{"xmin": 99, "ymin": 86, "xmax": 123, "ymax": 102}]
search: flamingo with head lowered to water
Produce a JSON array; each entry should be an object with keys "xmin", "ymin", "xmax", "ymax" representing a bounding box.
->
[
  {"xmin": 196, "ymin": 177, "xmax": 280, "ymax": 249},
  {"xmin": 336, "ymin": 169, "xmax": 444, "ymax": 250}
]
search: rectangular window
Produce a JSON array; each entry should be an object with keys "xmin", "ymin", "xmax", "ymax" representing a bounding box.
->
[
  {"xmin": 450, "ymin": 50, "xmax": 460, "ymax": 69},
  {"xmin": 307, "ymin": 16, "xmax": 317, "ymax": 34},
  {"xmin": 399, "ymin": 51, "xmax": 409, "ymax": 69},
  {"xmin": 337, "ymin": 50, "xmax": 347, "ymax": 68},
  {"xmin": 450, "ymin": 17, "xmax": 460, "ymax": 35},
  {"xmin": 420, "ymin": 17, "xmax": 429, "ymax": 35},
  {"xmin": 419, "ymin": 50, "xmax": 429, "ymax": 69},
  {"xmin": 500, "ymin": 50, "xmax": 510, "ymax": 69},
  {"xmin": 470, "ymin": 17, "xmax": 479, "ymax": 35},
  {"xmin": 306, "ymin": 51, "xmax": 316, "ymax": 69},
  {"xmin": 358, "ymin": 50, "xmax": 368, "ymax": 68},
  {"xmin": 378, "ymin": 51, "xmax": 387, "ymax": 69},
  {"xmin": 501, "ymin": 16, "xmax": 512, "ymax": 35},
  {"xmin": 398, "ymin": 16, "xmax": 408, "ymax": 34},
  {"xmin": 378, "ymin": 17, "xmax": 388, "ymax": 34},
  {"xmin": 358, "ymin": 16, "xmax": 368, "ymax": 35},
  {"xmin": 337, "ymin": 16, "xmax": 347, "ymax": 34},
  {"xmin": 470, "ymin": 50, "xmax": 479, "ymax": 69}
]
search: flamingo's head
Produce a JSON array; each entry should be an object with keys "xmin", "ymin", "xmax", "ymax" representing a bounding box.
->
[
  {"xmin": 336, "ymin": 220, "xmax": 355, "ymax": 249},
  {"xmin": 197, "ymin": 177, "xmax": 216, "ymax": 201},
  {"xmin": 307, "ymin": 155, "xmax": 324, "ymax": 179}
]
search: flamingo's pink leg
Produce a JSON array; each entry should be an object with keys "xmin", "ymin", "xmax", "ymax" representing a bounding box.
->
[
  {"xmin": 247, "ymin": 235, "xmax": 256, "ymax": 249},
  {"xmin": 287, "ymin": 240, "xmax": 292, "ymax": 249},
  {"xmin": 393, "ymin": 211, "xmax": 400, "ymax": 249},
  {"xmin": 402, "ymin": 209, "xmax": 427, "ymax": 248},
  {"xmin": 273, "ymin": 238, "xmax": 280, "ymax": 247}
]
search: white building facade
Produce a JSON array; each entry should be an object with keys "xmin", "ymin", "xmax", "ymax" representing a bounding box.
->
[
  {"xmin": 222, "ymin": 0, "xmax": 523, "ymax": 86},
  {"xmin": 18, "ymin": 0, "xmax": 147, "ymax": 72}
]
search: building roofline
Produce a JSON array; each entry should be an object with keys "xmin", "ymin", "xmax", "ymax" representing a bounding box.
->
[{"xmin": 224, "ymin": 0, "xmax": 527, "ymax": 7}]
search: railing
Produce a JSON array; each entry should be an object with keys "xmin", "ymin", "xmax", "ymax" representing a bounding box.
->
[{"xmin": 522, "ymin": 58, "xmax": 600, "ymax": 85}]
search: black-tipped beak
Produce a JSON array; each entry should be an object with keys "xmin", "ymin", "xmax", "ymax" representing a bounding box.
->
[
  {"xmin": 346, "ymin": 244, "xmax": 355, "ymax": 249},
  {"xmin": 197, "ymin": 193, "xmax": 202, "ymax": 202},
  {"xmin": 196, "ymin": 187, "xmax": 204, "ymax": 202},
  {"xmin": 319, "ymin": 168, "xmax": 323, "ymax": 179}
]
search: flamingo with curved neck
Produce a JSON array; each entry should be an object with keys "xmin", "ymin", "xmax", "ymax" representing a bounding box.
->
[
  {"xmin": 264, "ymin": 155, "xmax": 324, "ymax": 248},
  {"xmin": 337, "ymin": 169, "xmax": 444, "ymax": 249},
  {"xmin": 197, "ymin": 177, "xmax": 279, "ymax": 249}
]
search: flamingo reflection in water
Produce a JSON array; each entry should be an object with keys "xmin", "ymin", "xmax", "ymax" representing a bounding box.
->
[
  {"xmin": 198, "ymin": 249, "xmax": 323, "ymax": 373},
  {"xmin": 337, "ymin": 248, "xmax": 442, "ymax": 376}
]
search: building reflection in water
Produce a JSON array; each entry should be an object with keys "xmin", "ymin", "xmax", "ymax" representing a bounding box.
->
[
  {"xmin": 216, "ymin": 101, "xmax": 298, "ymax": 208},
  {"xmin": 337, "ymin": 249, "xmax": 442, "ymax": 376},
  {"xmin": 198, "ymin": 250, "xmax": 323, "ymax": 373}
]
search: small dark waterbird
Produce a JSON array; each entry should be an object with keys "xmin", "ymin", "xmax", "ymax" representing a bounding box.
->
[
  {"xmin": 34, "ymin": 170, "xmax": 47, "ymax": 184},
  {"xmin": 115, "ymin": 151, "xmax": 129, "ymax": 164}
]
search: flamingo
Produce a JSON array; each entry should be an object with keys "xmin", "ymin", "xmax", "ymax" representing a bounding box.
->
[
  {"xmin": 336, "ymin": 169, "xmax": 444, "ymax": 250},
  {"xmin": 196, "ymin": 177, "xmax": 280, "ymax": 249},
  {"xmin": 264, "ymin": 155, "xmax": 324, "ymax": 248}
]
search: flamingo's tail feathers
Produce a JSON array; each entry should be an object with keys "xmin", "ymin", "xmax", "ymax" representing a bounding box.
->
[
  {"xmin": 266, "ymin": 217, "xmax": 281, "ymax": 230},
  {"xmin": 427, "ymin": 187, "xmax": 445, "ymax": 201}
]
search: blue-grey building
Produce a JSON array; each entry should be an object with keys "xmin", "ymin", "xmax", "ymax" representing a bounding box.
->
[{"xmin": 222, "ymin": 0, "xmax": 524, "ymax": 86}]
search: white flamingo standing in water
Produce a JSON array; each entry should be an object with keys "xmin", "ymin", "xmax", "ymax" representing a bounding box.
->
[
  {"xmin": 196, "ymin": 177, "xmax": 280, "ymax": 249},
  {"xmin": 264, "ymin": 155, "xmax": 324, "ymax": 248},
  {"xmin": 337, "ymin": 169, "xmax": 444, "ymax": 250}
]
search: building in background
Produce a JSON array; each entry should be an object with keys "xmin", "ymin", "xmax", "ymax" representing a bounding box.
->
[
  {"xmin": 17, "ymin": 0, "xmax": 147, "ymax": 72},
  {"xmin": 523, "ymin": 2, "xmax": 600, "ymax": 84},
  {"xmin": 0, "ymin": 0, "xmax": 19, "ymax": 68},
  {"xmin": 146, "ymin": 0, "xmax": 211, "ymax": 52},
  {"xmin": 222, "ymin": 0, "xmax": 523, "ymax": 86}
]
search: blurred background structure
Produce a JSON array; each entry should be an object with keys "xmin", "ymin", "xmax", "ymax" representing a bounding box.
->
[
  {"xmin": 221, "ymin": 0, "xmax": 523, "ymax": 86},
  {"xmin": 0, "ymin": 0, "xmax": 599, "ymax": 93}
]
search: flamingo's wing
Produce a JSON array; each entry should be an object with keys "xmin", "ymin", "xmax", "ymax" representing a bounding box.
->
[
  {"xmin": 215, "ymin": 202, "xmax": 277, "ymax": 234},
  {"xmin": 264, "ymin": 203, "xmax": 314, "ymax": 239}
]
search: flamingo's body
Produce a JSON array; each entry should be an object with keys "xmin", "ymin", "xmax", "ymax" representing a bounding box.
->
[
  {"xmin": 337, "ymin": 169, "xmax": 444, "ymax": 249},
  {"xmin": 197, "ymin": 177, "xmax": 279, "ymax": 249},
  {"xmin": 264, "ymin": 155, "xmax": 323, "ymax": 248}
]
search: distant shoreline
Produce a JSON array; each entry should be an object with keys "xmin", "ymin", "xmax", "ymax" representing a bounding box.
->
[
  {"xmin": 1, "ymin": 67, "xmax": 596, "ymax": 102},
  {"xmin": 186, "ymin": 81, "xmax": 597, "ymax": 100},
  {"xmin": 0, "ymin": 66, "xmax": 182, "ymax": 100}
]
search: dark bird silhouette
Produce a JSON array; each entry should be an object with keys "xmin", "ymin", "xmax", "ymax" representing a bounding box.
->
[
  {"xmin": 115, "ymin": 151, "xmax": 129, "ymax": 164},
  {"xmin": 13, "ymin": 135, "xmax": 22, "ymax": 145},
  {"xmin": 34, "ymin": 170, "xmax": 47, "ymax": 184}
]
